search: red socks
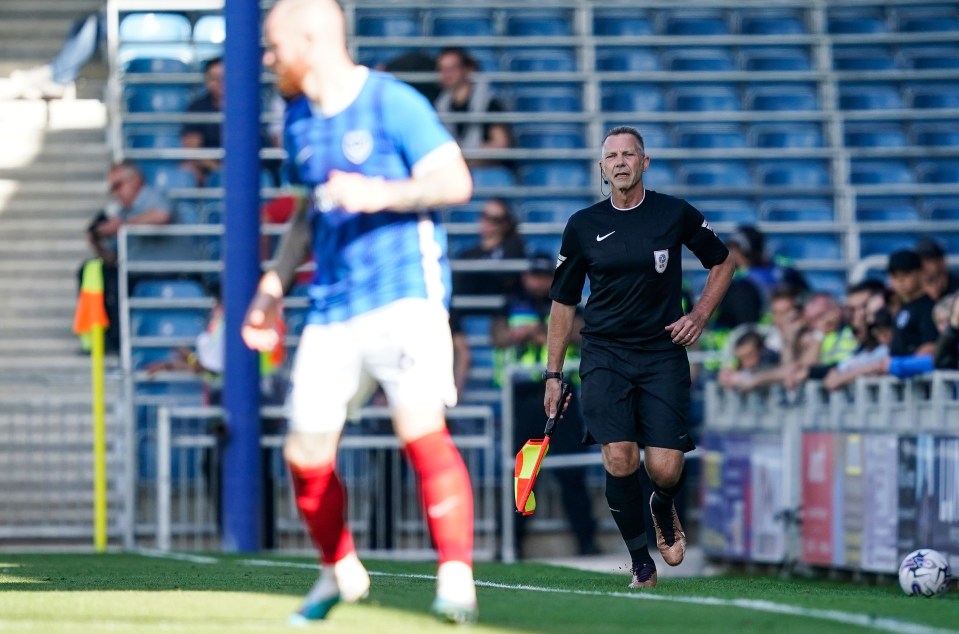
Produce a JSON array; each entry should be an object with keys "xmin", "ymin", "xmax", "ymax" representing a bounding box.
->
[
  {"xmin": 289, "ymin": 463, "xmax": 355, "ymax": 565},
  {"xmin": 405, "ymin": 430, "xmax": 474, "ymax": 566}
]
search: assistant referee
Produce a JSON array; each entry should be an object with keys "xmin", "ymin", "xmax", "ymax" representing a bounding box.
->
[{"xmin": 544, "ymin": 126, "xmax": 734, "ymax": 588}]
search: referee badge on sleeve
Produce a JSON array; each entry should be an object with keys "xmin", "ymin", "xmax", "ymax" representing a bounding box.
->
[{"xmin": 654, "ymin": 249, "xmax": 669, "ymax": 274}]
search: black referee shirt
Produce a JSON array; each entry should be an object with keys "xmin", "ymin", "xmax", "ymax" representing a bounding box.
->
[{"xmin": 550, "ymin": 191, "xmax": 729, "ymax": 350}]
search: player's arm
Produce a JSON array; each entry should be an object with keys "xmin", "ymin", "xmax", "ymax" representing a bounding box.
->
[{"xmin": 544, "ymin": 301, "xmax": 576, "ymax": 418}]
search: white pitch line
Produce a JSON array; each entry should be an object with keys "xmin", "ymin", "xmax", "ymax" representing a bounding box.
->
[{"xmin": 146, "ymin": 553, "xmax": 958, "ymax": 634}]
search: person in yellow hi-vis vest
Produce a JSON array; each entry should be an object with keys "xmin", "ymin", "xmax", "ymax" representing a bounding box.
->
[{"xmin": 491, "ymin": 253, "xmax": 598, "ymax": 557}]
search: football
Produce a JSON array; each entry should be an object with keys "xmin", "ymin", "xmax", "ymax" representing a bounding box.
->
[{"xmin": 898, "ymin": 549, "xmax": 952, "ymax": 597}]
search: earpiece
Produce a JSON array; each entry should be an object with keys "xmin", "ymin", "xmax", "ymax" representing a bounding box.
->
[{"xmin": 600, "ymin": 168, "xmax": 608, "ymax": 185}]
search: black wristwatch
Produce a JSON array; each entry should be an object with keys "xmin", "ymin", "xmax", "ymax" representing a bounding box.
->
[{"xmin": 542, "ymin": 370, "xmax": 564, "ymax": 381}]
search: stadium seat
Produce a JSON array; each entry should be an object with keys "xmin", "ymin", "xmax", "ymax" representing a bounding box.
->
[
  {"xmin": 355, "ymin": 46, "xmax": 414, "ymax": 69},
  {"xmin": 679, "ymin": 161, "xmax": 752, "ymax": 188},
  {"xmin": 850, "ymin": 160, "xmax": 915, "ymax": 185},
  {"xmin": 596, "ymin": 48, "xmax": 660, "ymax": 72},
  {"xmin": 505, "ymin": 10, "xmax": 572, "ymax": 36},
  {"xmin": 138, "ymin": 161, "xmax": 198, "ymax": 190},
  {"xmin": 470, "ymin": 167, "xmax": 516, "ymax": 189},
  {"xmin": 746, "ymin": 84, "xmax": 818, "ymax": 111},
  {"xmin": 630, "ymin": 123, "xmax": 670, "ymax": 150},
  {"xmin": 918, "ymin": 160, "xmax": 959, "ymax": 184},
  {"xmin": 804, "ymin": 271, "xmax": 847, "ymax": 297},
  {"xmin": 897, "ymin": 45, "xmax": 959, "ymax": 70},
  {"xmin": 838, "ymin": 84, "xmax": 903, "ymax": 110},
  {"xmin": 192, "ymin": 14, "xmax": 224, "ymax": 61},
  {"xmin": 693, "ymin": 199, "xmax": 758, "ymax": 224},
  {"xmin": 827, "ymin": 9, "xmax": 887, "ymax": 33},
  {"xmin": 927, "ymin": 198, "xmax": 959, "ymax": 220},
  {"xmin": 843, "ymin": 123, "xmax": 908, "ymax": 148},
  {"xmin": 768, "ymin": 234, "xmax": 841, "ymax": 261},
  {"xmin": 355, "ymin": 9, "xmax": 421, "ymax": 37},
  {"xmin": 524, "ymin": 235, "xmax": 562, "ymax": 257},
  {"xmin": 761, "ymin": 198, "xmax": 834, "ymax": 222},
  {"xmin": 124, "ymin": 57, "xmax": 191, "ymax": 74},
  {"xmin": 662, "ymin": 10, "xmax": 730, "ymax": 35},
  {"xmin": 602, "ymin": 83, "xmax": 665, "ymax": 112},
  {"xmin": 518, "ymin": 161, "xmax": 590, "ymax": 188},
  {"xmin": 913, "ymin": 121, "xmax": 959, "ymax": 146},
  {"xmin": 466, "ymin": 48, "xmax": 501, "ymax": 72},
  {"xmin": 896, "ymin": 7, "xmax": 959, "ymax": 32},
  {"xmin": 668, "ymin": 85, "xmax": 740, "ymax": 112},
  {"xmin": 593, "ymin": 11, "xmax": 655, "ymax": 36},
  {"xmin": 739, "ymin": 47, "xmax": 811, "ymax": 72},
  {"xmin": 663, "ymin": 48, "xmax": 736, "ymax": 72},
  {"xmin": 832, "ymin": 46, "xmax": 897, "ymax": 71},
  {"xmin": 119, "ymin": 12, "xmax": 191, "ymax": 42},
  {"xmin": 126, "ymin": 125, "xmax": 182, "ymax": 149},
  {"xmin": 131, "ymin": 309, "xmax": 207, "ymax": 337},
  {"xmin": 643, "ymin": 161, "xmax": 677, "ymax": 188},
  {"xmin": 758, "ymin": 161, "xmax": 829, "ymax": 187},
  {"xmin": 503, "ymin": 48, "xmax": 576, "ymax": 72},
  {"xmin": 855, "ymin": 198, "xmax": 920, "ymax": 222},
  {"xmin": 750, "ymin": 122, "xmax": 823, "ymax": 148},
  {"xmin": 909, "ymin": 84, "xmax": 959, "ymax": 109},
  {"xmin": 459, "ymin": 314, "xmax": 493, "ymax": 338},
  {"xmin": 520, "ymin": 197, "xmax": 591, "ymax": 223},
  {"xmin": 124, "ymin": 85, "xmax": 191, "ymax": 113},
  {"xmin": 132, "ymin": 278, "xmax": 207, "ymax": 299},
  {"xmin": 674, "ymin": 124, "xmax": 747, "ymax": 149},
  {"xmin": 512, "ymin": 123, "xmax": 585, "ymax": 149},
  {"xmin": 513, "ymin": 84, "xmax": 581, "ymax": 112},
  {"xmin": 429, "ymin": 9, "xmax": 495, "ymax": 37},
  {"xmin": 738, "ymin": 10, "xmax": 807, "ymax": 34},
  {"xmin": 860, "ymin": 233, "xmax": 919, "ymax": 257}
]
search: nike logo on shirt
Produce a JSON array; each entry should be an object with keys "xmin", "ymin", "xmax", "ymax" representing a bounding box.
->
[{"xmin": 596, "ymin": 231, "xmax": 616, "ymax": 242}]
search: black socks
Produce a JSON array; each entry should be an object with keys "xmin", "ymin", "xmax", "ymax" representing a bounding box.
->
[{"xmin": 605, "ymin": 470, "xmax": 653, "ymax": 567}]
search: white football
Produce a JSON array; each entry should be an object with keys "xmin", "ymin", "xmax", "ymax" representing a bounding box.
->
[{"xmin": 899, "ymin": 548, "xmax": 952, "ymax": 597}]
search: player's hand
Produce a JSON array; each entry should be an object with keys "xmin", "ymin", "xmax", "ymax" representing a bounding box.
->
[
  {"xmin": 543, "ymin": 379, "xmax": 571, "ymax": 419},
  {"xmin": 666, "ymin": 311, "xmax": 706, "ymax": 347},
  {"xmin": 325, "ymin": 170, "xmax": 388, "ymax": 213},
  {"xmin": 242, "ymin": 291, "xmax": 281, "ymax": 352}
]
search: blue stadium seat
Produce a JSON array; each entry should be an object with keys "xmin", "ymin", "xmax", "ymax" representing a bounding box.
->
[
  {"xmin": 662, "ymin": 10, "xmax": 730, "ymax": 35},
  {"xmin": 692, "ymin": 199, "xmax": 758, "ymax": 224},
  {"xmin": 839, "ymin": 84, "xmax": 903, "ymax": 110},
  {"xmin": 738, "ymin": 10, "xmax": 806, "ymax": 34},
  {"xmin": 355, "ymin": 46, "xmax": 414, "ymax": 69},
  {"xmin": 751, "ymin": 122, "xmax": 823, "ymax": 148},
  {"xmin": 504, "ymin": 49, "xmax": 576, "ymax": 72},
  {"xmin": 860, "ymin": 234, "xmax": 919, "ymax": 257},
  {"xmin": 471, "ymin": 167, "xmax": 516, "ymax": 189},
  {"xmin": 138, "ymin": 161, "xmax": 198, "ymax": 190},
  {"xmin": 739, "ymin": 47, "xmax": 811, "ymax": 72},
  {"xmin": 631, "ymin": 123, "xmax": 670, "ymax": 150},
  {"xmin": 897, "ymin": 45, "xmax": 959, "ymax": 70},
  {"xmin": 664, "ymin": 48, "xmax": 735, "ymax": 72},
  {"xmin": 897, "ymin": 8, "xmax": 959, "ymax": 32},
  {"xmin": 524, "ymin": 235, "xmax": 562, "ymax": 257},
  {"xmin": 429, "ymin": 9, "xmax": 495, "ymax": 37},
  {"xmin": 602, "ymin": 84, "xmax": 665, "ymax": 112},
  {"xmin": 596, "ymin": 48, "xmax": 660, "ymax": 72},
  {"xmin": 850, "ymin": 160, "xmax": 915, "ymax": 185},
  {"xmin": 593, "ymin": 11, "xmax": 655, "ymax": 36},
  {"xmin": 644, "ymin": 161, "xmax": 677, "ymax": 188},
  {"xmin": 505, "ymin": 10, "xmax": 571, "ymax": 36},
  {"xmin": 669, "ymin": 85, "xmax": 740, "ymax": 112},
  {"xmin": 761, "ymin": 198, "xmax": 834, "ymax": 222},
  {"xmin": 356, "ymin": 9, "xmax": 421, "ymax": 37},
  {"xmin": 918, "ymin": 160, "xmax": 959, "ymax": 184},
  {"xmin": 513, "ymin": 84, "xmax": 581, "ymax": 112},
  {"xmin": 804, "ymin": 271, "xmax": 847, "ymax": 297},
  {"xmin": 459, "ymin": 314, "xmax": 493, "ymax": 338},
  {"xmin": 132, "ymin": 309, "xmax": 207, "ymax": 337},
  {"xmin": 132, "ymin": 278, "xmax": 207, "ymax": 299},
  {"xmin": 768, "ymin": 234, "xmax": 841, "ymax": 261},
  {"xmin": 200, "ymin": 201, "xmax": 222, "ymax": 224},
  {"xmin": 192, "ymin": 14, "xmax": 224, "ymax": 61},
  {"xmin": 124, "ymin": 85, "xmax": 191, "ymax": 113},
  {"xmin": 827, "ymin": 9, "xmax": 887, "ymax": 33},
  {"xmin": 844, "ymin": 123, "xmax": 908, "ymax": 148},
  {"xmin": 513, "ymin": 123, "xmax": 585, "ymax": 149},
  {"xmin": 120, "ymin": 12, "xmax": 191, "ymax": 41},
  {"xmin": 126, "ymin": 125, "xmax": 181, "ymax": 149},
  {"xmin": 518, "ymin": 162, "xmax": 589, "ymax": 188},
  {"xmin": 520, "ymin": 197, "xmax": 591, "ymax": 223},
  {"xmin": 855, "ymin": 198, "xmax": 920, "ymax": 222},
  {"xmin": 674, "ymin": 124, "xmax": 747, "ymax": 149},
  {"xmin": 679, "ymin": 161, "xmax": 752, "ymax": 188},
  {"xmin": 746, "ymin": 84, "xmax": 818, "ymax": 111},
  {"xmin": 927, "ymin": 198, "xmax": 959, "ymax": 220},
  {"xmin": 832, "ymin": 46, "xmax": 897, "ymax": 71},
  {"xmin": 910, "ymin": 84, "xmax": 959, "ymax": 109},
  {"xmin": 466, "ymin": 48, "xmax": 501, "ymax": 72},
  {"xmin": 124, "ymin": 57, "xmax": 191, "ymax": 74},
  {"xmin": 758, "ymin": 161, "xmax": 829, "ymax": 187},
  {"xmin": 913, "ymin": 121, "xmax": 959, "ymax": 147}
]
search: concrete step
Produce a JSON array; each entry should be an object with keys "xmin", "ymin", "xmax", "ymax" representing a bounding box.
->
[
  {"xmin": 0, "ymin": 178, "xmax": 109, "ymax": 198},
  {"xmin": 0, "ymin": 18, "xmax": 88, "ymax": 38},
  {"xmin": 0, "ymin": 337, "xmax": 83, "ymax": 353},
  {"xmin": 0, "ymin": 197, "xmax": 106, "ymax": 216},
  {"xmin": 0, "ymin": 1, "xmax": 105, "ymax": 17},
  {"xmin": 0, "ymin": 217, "xmax": 87, "ymax": 233},
  {"xmin": 0, "ymin": 99, "xmax": 107, "ymax": 131}
]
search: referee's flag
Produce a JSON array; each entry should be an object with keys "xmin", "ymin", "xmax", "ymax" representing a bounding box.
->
[
  {"xmin": 73, "ymin": 258, "xmax": 110, "ymax": 346},
  {"xmin": 513, "ymin": 381, "xmax": 573, "ymax": 515}
]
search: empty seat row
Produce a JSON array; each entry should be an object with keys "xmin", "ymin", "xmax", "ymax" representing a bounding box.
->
[
  {"xmin": 828, "ymin": 5, "xmax": 959, "ymax": 33},
  {"xmin": 118, "ymin": 12, "xmax": 223, "ymax": 68}
]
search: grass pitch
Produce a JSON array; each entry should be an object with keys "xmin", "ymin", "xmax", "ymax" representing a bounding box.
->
[{"xmin": 0, "ymin": 553, "xmax": 957, "ymax": 633}]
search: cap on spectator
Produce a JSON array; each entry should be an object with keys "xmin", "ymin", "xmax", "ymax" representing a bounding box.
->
[
  {"xmin": 726, "ymin": 225, "xmax": 765, "ymax": 260},
  {"xmin": 528, "ymin": 253, "xmax": 556, "ymax": 275},
  {"xmin": 915, "ymin": 237, "xmax": 946, "ymax": 260},
  {"xmin": 887, "ymin": 249, "xmax": 922, "ymax": 273}
]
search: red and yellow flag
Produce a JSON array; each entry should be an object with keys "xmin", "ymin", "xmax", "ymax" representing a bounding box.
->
[
  {"xmin": 514, "ymin": 438, "xmax": 550, "ymax": 515},
  {"xmin": 73, "ymin": 259, "xmax": 109, "ymax": 343}
]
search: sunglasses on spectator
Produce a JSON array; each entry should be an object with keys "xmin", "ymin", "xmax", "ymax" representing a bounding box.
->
[{"xmin": 109, "ymin": 178, "xmax": 131, "ymax": 193}]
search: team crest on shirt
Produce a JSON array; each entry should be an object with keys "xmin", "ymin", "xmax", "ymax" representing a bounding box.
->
[
  {"xmin": 654, "ymin": 249, "xmax": 669, "ymax": 274},
  {"xmin": 342, "ymin": 129, "xmax": 373, "ymax": 165},
  {"xmin": 896, "ymin": 309, "xmax": 911, "ymax": 329}
]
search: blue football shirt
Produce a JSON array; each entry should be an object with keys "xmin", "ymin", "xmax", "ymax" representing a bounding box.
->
[{"xmin": 283, "ymin": 70, "xmax": 456, "ymax": 325}]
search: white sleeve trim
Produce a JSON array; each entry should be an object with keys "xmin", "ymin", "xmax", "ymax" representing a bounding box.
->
[{"xmin": 411, "ymin": 141, "xmax": 462, "ymax": 178}]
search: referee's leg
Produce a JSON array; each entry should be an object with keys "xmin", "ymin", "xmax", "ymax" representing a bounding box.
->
[{"xmin": 645, "ymin": 446, "xmax": 687, "ymax": 566}]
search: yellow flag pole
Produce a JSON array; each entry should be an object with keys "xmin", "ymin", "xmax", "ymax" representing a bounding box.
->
[{"xmin": 91, "ymin": 321, "xmax": 107, "ymax": 552}]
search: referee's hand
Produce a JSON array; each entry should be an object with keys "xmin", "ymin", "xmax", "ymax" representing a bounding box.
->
[
  {"xmin": 666, "ymin": 312, "xmax": 706, "ymax": 347},
  {"xmin": 544, "ymin": 379, "xmax": 571, "ymax": 419}
]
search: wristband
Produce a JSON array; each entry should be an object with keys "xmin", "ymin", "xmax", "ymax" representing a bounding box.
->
[{"xmin": 542, "ymin": 370, "xmax": 564, "ymax": 381}]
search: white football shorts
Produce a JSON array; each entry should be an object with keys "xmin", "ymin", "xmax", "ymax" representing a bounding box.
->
[{"xmin": 287, "ymin": 298, "xmax": 457, "ymax": 434}]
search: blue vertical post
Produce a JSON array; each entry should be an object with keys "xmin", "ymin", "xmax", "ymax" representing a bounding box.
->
[{"xmin": 221, "ymin": 0, "xmax": 262, "ymax": 552}]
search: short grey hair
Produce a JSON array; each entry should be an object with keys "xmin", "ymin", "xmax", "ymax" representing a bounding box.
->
[{"xmin": 602, "ymin": 126, "xmax": 645, "ymax": 151}]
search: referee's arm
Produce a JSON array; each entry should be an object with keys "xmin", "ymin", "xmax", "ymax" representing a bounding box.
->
[{"xmin": 544, "ymin": 301, "xmax": 576, "ymax": 418}]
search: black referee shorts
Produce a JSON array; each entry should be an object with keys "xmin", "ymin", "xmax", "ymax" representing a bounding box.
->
[{"xmin": 578, "ymin": 340, "xmax": 694, "ymax": 453}]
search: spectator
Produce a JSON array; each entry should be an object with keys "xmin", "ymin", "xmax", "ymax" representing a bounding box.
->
[
  {"xmin": 887, "ymin": 249, "xmax": 938, "ymax": 357},
  {"xmin": 822, "ymin": 291, "xmax": 893, "ymax": 391},
  {"xmin": 434, "ymin": 47, "xmax": 510, "ymax": 161},
  {"xmin": 378, "ymin": 50, "xmax": 440, "ymax": 103},
  {"xmin": 7, "ymin": 8, "xmax": 105, "ymax": 99},
  {"xmin": 491, "ymin": 253, "xmax": 599, "ymax": 557},
  {"xmin": 717, "ymin": 330, "xmax": 780, "ymax": 391},
  {"xmin": 934, "ymin": 293, "xmax": 959, "ymax": 369},
  {"xmin": 916, "ymin": 237, "xmax": 959, "ymax": 302},
  {"xmin": 453, "ymin": 198, "xmax": 526, "ymax": 298},
  {"xmin": 181, "ymin": 57, "xmax": 225, "ymax": 184},
  {"xmin": 766, "ymin": 285, "xmax": 806, "ymax": 363},
  {"xmin": 80, "ymin": 161, "xmax": 173, "ymax": 352}
]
